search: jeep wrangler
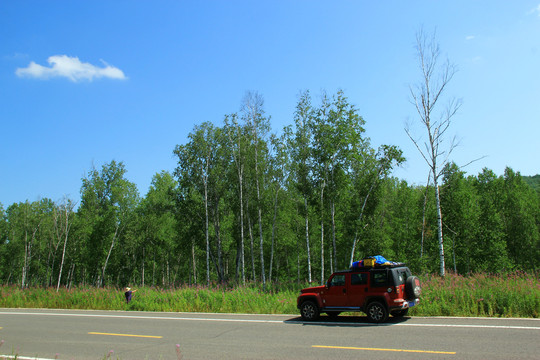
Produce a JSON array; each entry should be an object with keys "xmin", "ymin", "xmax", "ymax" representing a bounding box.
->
[{"xmin": 297, "ymin": 264, "xmax": 421, "ymax": 323}]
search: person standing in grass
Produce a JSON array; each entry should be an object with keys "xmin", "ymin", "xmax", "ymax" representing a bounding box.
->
[{"xmin": 124, "ymin": 287, "xmax": 137, "ymax": 304}]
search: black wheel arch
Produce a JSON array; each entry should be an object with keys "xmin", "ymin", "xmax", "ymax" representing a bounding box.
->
[
  {"xmin": 298, "ymin": 295, "xmax": 320, "ymax": 308},
  {"xmin": 363, "ymin": 296, "xmax": 389, "ymax": 311}
]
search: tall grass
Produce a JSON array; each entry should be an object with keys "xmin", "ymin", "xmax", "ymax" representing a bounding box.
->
[
  {"xmin": 409, "ymin": 271, "xmax": 539, "ymax": 318},
  {"xmin": 1, "ymin": 272, "xmax": 538, "ymax": 318},
  {"xmin": 0, "ymin": 283, "xmax": 299, "ymax": 314}
]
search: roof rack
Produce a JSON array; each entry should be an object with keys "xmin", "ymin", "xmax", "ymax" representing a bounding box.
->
[{"xmin": 349, "ymin": 262, "xmax": 407, "ymax": 270}]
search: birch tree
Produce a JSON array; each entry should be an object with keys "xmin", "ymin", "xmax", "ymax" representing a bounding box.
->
[
  {"xmin": 225, "ymin": 114, "xmax": 247, "ymax": 284},
  {"xmin": 349, "ymin": 145, "xmax": 404, "ymax": 266},
  {"xmin": 288, "ymin": 91, "xmax": 314, "ymax": 283},
  {"xmin": 311, "ymin": 90, "xmax": 374, "ymax": 276},
  {"xmin": 139, "ymin": 171, "xmax": 179, "ymax": 286},
  {"xmin": 406, "ymin": 29, "xmax": 461, "ymax": 276},
  {"xmin": 241, "ymin": 91, "xmax": 270, "ymax": 288},
  {"xmin": 174, "ymin": 123, "xmax": 218, "ymax": 285},
  {"xmin": 267, "ymin": 133, "xmax": 289, "ymax": 282},
  {"xmin": 79, "ymin": 161, "xmax": 139, "ymax": 287},
  {"xmin": 8, "ymin": 202, "xmax": 41, "ymax": 288},
  {"xmin": 53, "ymin": 198, "xmax": 76, "ymax": 291},
  {"xmin": 0, "ymin": 204, "xmax": 6, "ymax": 280}
]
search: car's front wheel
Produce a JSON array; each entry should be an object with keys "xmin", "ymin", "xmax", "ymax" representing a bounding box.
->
[
  {"xmin": 300, "ymin": 300, "xmax": 320, "ymax": 321},
  {"xmin": 366, "ymin": 301, "xmax": 388, "ymax": 323}
]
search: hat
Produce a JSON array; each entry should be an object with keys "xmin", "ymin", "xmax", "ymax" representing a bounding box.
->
[{"xmin": 125, "ymin": 287, "xmax": 131, "ymax": 291}]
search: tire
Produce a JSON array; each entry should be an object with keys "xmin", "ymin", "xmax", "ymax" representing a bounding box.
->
[
  {"xmin": 366, "ymin": 301, "xmax": 388, "ymax": 323},
  {"xmin": 326, "ymin": 311, "xmax": 341, "ymax": 318},
  {"xmin": 405, "ymin": 276, "xmax": 422, "ymax": 300},
  {"xmin": 391, "ymin": 308, "xmax": 409, "ymax": 317},
  {"xmin": 300, "ymin": 300, "xmax": 320, "ymax": 321}
]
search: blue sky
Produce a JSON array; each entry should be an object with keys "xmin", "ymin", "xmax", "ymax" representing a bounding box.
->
[{"xmin": 1, "ymin": 1, "xmax": 539, "ymax": 207}]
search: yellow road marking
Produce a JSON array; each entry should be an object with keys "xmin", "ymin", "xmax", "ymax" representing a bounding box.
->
[
  {"xmin": 313, "ymin": 345, "xmax": 456, "ymax": 355},
  {"xmin": 88, "ymin": 332, "xmax": 162, "ymax": 339}
]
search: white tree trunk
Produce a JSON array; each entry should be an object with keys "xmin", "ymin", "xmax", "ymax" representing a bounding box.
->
[
  {"xmin": 435, "ymin": 181, "xmax": 445, "ymax": 276},
  {"xmin": 304, "ymin": 196, "xmax": 312, "ymax": 283}
]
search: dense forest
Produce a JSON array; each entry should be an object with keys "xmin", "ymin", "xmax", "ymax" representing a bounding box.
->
[{"xmin": 1, "ymin": 90, "xmax": 539, "ymax": 289}]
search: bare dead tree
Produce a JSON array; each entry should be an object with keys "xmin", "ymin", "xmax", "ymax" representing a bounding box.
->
[{"xmin": 406, "ymin": 28, "xmax": 461, "ymax": 277}]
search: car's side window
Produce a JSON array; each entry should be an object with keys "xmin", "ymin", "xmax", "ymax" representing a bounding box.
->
[
  {"xmin": 330, "ymin": 274, "xmax": 346, "ymax": 286},
  {"xmin": 351, "ymin": 273, "xmax": 368, "ymax": 285},
  {"xmin": 371, "ymin": 271, "xmax": 389, "ymax": 287}
]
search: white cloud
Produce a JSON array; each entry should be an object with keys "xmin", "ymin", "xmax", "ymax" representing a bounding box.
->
[
  {"xmin": 465, "ymin": 35, "xmax": 475, "ymax": 41},
  {"xmin": 528, "ymin": 4, "xmax": 540, "ymax": 16},
  {"xmin": 16, "ymin": 55, "xmax": 127, "ymax": 82}
]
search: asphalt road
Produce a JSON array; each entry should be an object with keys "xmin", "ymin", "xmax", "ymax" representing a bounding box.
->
[{"xmin": 0, "ymin": 308, "xmax": 539, "ymax": 359}]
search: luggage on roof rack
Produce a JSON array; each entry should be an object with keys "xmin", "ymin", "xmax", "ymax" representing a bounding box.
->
[{"xmin": 350, "ymin": 255, "xmax": 404, "ymax": 269}]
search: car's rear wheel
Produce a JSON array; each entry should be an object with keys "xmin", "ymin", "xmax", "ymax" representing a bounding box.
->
[
  {"xmin": 300, "ymin": 300, "xmax": 320, "ymax": 321},
  {"xmin": 366, "ymin": 301, "xmax": 388, "ymax": 323},
  {"xmin": 391, "ymin": 308, "xmax": 409, "ymax": 317}
]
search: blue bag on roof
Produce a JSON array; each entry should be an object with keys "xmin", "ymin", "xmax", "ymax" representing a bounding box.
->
[
  {"xmin": 350, "ymin": 255, "xmax": 402, "ymax": 269},
  {"xmin": 370, "ymin": 255, "xmax": 390, "ymax": 264}
]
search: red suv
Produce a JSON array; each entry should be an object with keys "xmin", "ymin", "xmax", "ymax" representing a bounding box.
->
[{"xmin": 297, "ymin": 264, "xmax": 421, "ymax": 323}]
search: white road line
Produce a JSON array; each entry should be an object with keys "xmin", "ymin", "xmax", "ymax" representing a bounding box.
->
[
  {"xmin": 1, "ymin": 311, "xmax": 539, "ymax": 330},
  {"xmin": 299, "ymin": 320, "xmax": 540, "ymax": 330},
  {"xmin": 0, "ymin": 356, "xmax": 58, "ymax": 360},
  {"xmin": 0, "ymin": 311, "xmax": 283, "ymax": 324},
  {"xmin": 396, "ymin": 323, "xmax": 540, "ymax": 330}
]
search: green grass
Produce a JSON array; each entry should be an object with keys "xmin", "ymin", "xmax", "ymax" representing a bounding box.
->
[
  {"xmin": 0, "ymin": 272, "xmax": 538, "ymax": 318},
  {"xmin": 408, "ymin": 272, "xmax": 540, "ymax": 318},
  {"xmin": 0, "ymin": 283, "xmax": 299, "ymax": 314}
]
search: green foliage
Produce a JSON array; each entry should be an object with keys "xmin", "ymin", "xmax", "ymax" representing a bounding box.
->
[
  {"xmin": 136, "ymin": 171, "xmax": 180, "ymax": 287},
  {"xmin": 522, "ymin": 174, "xmax": 540, "ymax": 194},
  {"xmin": 77, "ymin": 160, "xmax": 140, "ymax": 287},
  {"xmin": 0, "ymin": 91, "xmax": 538, "ymax": 290},
  {"xmin": 501, "ymin": 169, "xmax": 539, "ymax": 270}
]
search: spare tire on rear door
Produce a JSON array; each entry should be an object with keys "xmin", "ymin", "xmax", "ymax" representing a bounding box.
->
[{"xmin": 405, "ymin": 276, "xmax": 421, "ymax": 300}]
